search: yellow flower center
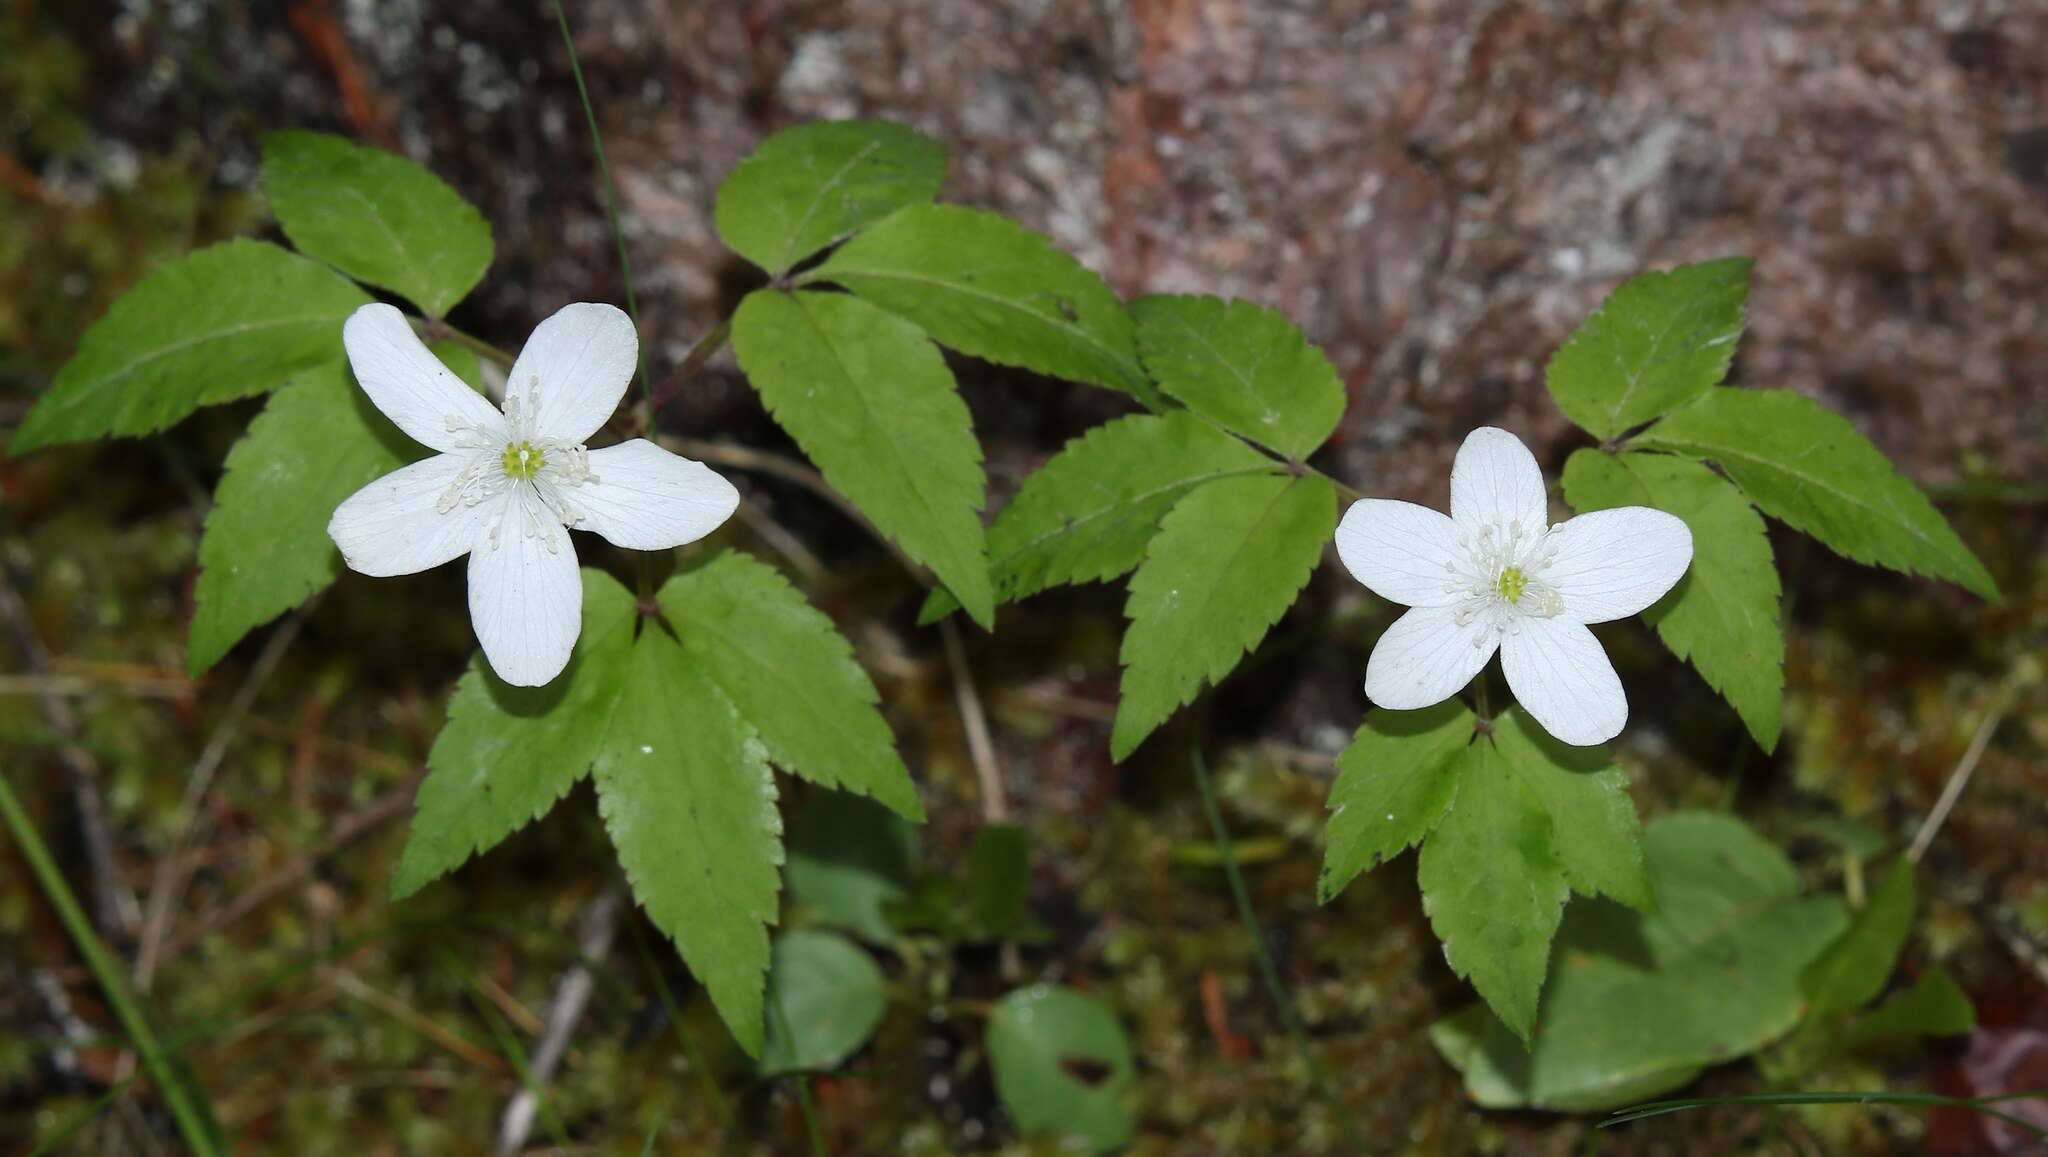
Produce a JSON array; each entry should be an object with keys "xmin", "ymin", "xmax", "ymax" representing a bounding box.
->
[
  {"xmin": 1496, "ymin": 565, "xmax": 1529, "ymax": 604},
  {"xmin": 501, "ymin": 441, "xmax": 545, "ymax": 480}
]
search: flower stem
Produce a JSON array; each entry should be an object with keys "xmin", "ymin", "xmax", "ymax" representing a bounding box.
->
[{"xmin": 422, "ymin": 319, "xmax": 515, "ymax": 368}]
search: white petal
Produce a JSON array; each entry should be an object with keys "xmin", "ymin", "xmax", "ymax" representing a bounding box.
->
[
  {"xmin": 327, "ymin": 454, "xmax": 490, "ymax": 576},
  {"xmin": 1500, "ymin": 617, "xmax": 1626, "ymax": 746},
  {"xmin": 343, "ymin": 303, "xmax": 505, "ymax": 453},
  {"xmin": 505, "ymin": 303, "xmax": 638, "ymax": 444},
  {"xmin": 1541, "ymin": 506, "xmax": 1694, "ymax": 624},
  {"xmin": 467, "ymin": 503, "xmax": 584, "ymax": 687},
  {"xmin": 1450, "ymin": 426, "xmax": 1548, "ymax": 535},
  {"xmin": 571, "ymin": 439, "xmax": 739, "ymax": 550},
  {"xmin": 1335, "ymin": 499, "xmax": 1467, "ymax": 608},
  {"xmin": 1364, "ymin": 603, "xmax": 1498, "ymax": 710}
]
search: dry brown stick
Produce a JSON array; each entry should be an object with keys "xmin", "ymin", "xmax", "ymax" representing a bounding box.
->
[
  {"xmin": 940, "ymin": 617, "xmax": 1022, "ymax": 981},
  {"xmin": 494, "ymin": 886, "xmax": 624, "ymax": 1157},
  {"xmin": 159, "ymin": 776, "xmax": 419, "ymax": 963},
  {"xmin": 135, "ymin": 609, "xmax": 309, "ymax": 990},
  {"xmin": 0, "ymin": 566, "xmax": 138, "ymax": 936},
  {"xmin": 1907, "ymin": 694, "xmax": 2010, "ymax": 865},
  {"xmin": 329, "ymin": 968, "xmax": 509, "ymax": 1073}
]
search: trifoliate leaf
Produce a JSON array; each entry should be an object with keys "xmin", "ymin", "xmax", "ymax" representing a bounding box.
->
[
  {"xmin": 1562, "ymin": 448, "xmax": 1783, "ymax": 750},
  {"xmin": 390, "ymin": 570, "xmax": 638, "ymax": 899},
  {"xmin": 261, "ymin": 130, "xmax": 493, "ymax": 318},
  {"xmin": 1417, "ymin": 738, "xmax": 1571, "ymax": 1043},
  {"xmin": 986, "ymin": 985, "xmax": 1136, "ymax": 1154},
  {"xmin": 730, "ymin": 288, "xmax": 993, "ymax": 626},
  {"xmin": 1544, "ymin": 258, "xmax": 1749, "ymax": 440},
  {"xmin": 593, "ymin": 627, "xmax": 783, "ymax": 1058},
  {"xmin": 1320, "ymin": 702, "xmax": 1476, "ymax": 902},
  {"xmin": 1802, "ymin": 857, "xmax": 1916, "ymax": 1016},
  {"xmin": 658, "ymin": 551, "xmax": 922, "ymax": 819},
  {"xmin": 1131, "ymin": 295, "xmax": 1345, "ymax": 459},
  {"xmin": 809, "ymin": 204, "xmax": 1159, "ymax": 406},
  {"xmin": 714, "ymin": 120, "xmax": 947, "ymax": 277},
  {"xmin": 1847, "ymin": 967, "xmax": 1974, "ymax": 1046},
  {"xmin": 1490, "ymin": 708, "xmax": 1651, "ymax": 911},
  {"xmin": 919, "ymin": 411, "xmax": 1279, "ymax": 622},
  {"xmin": 1638, "ymin": 388, "xmax": 1999, "ymax": 599},
  {"xmin": 786, "ymin": 789, "xmax": 919, "ymax": 944},
  {"xmin": 759, "ymin": 930, "xmax": 888, "ymax": 1076},
  {"xmin": 187, "ymin": 342, "xmax": 478, "ymax": 676},
  {"xmin": 1431, "ymin": 811, "xmax": 1848, "ymax": 1110},
  {"xmin": 1110, "ymin": 473, "xmax": 1335, "ymax": 760},
  {"xmin": 12, "ymin": 240, "xmax": 371, "ymax": 451}
]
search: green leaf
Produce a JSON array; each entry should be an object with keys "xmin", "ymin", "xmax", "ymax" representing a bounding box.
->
[
  {"xmin": 1491, "ymin": 708, "xmax": 1652, "ymax": 911},
  {"xmin": 261, "ymin": 130, "xmax": 493, "ymax": 318},
  {"xmin": 714, "ymin": 120, "xmax": 947, "ymax": 277},
  {"xmin": 1131, "ymin": 294, "xmax": 1346, "ymax": 459},
  {"xmin": 593, "ymin": 627, "xmax": 783, "ymax": 1058},
  {"xmin": 986, "ymin": 985, "xmax": 1136, "ymax": 1154},
  {"xmin": 1417, "ymin": 738, "xmax": 1571, "ymax": 1043},
  {"xmin": 808, "ymin": 204, "xmax": 1159, "ymax": 406},
  {"xmin": 1110, "ymin": 473, "xmax": 1335, "ymax": 760},
  {"xmin": 1545, "ymin": 258, "xmax": 1750, "ymax": 440},
  {"xmin": 187, "ymin": 342, "xmax": 478, "ymax": 676},
  {"xmin": 919, "ymin": 411, "xmax": 1279, "ymax": 621},
  {"xmin": 1562, "ymin": 448, "xmax": 1783, "ymax": 750},
  {"xmin": 759, "ymin": 930, "xmax": 888, "ymax": 1076},
  {"xmin": 730, "ymin": 288, "xmax": 993, "ymax": 626},
  {"xmin": 785, "ymin": 789, "xmax": 919, "ymax": 944},
  {"xmin": 1847, "ymin": 966, "xmax": 1974, "ymax": 1046},
  {"xmin": 1803, "ymin": 858, "xmax": 1916, "ymax": 1016},
  {"xmin": 12, "ymin": 240, "xmax": 371, "ymax": 452},
  {"xmin": 1637, "ymin": 388, "xmax": 1999, "ymax": 599},
  {"xmin": 391, "ymin": 570, "xmax": 638, "ymax": 899},
  {"xmin": 1430, "ymin": 812, "xmax": 1850, "ymax": 1110},
  {"xmin": 1319, "ymin": 702, "xmax": 1476, "ymax": 902},
  {"xmin": 659, "ymin": 551, "xmax": 922, "ymax": 819}
]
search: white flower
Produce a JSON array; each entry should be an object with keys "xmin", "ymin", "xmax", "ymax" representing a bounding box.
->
[
  {"xmin": 328, "ymin": 302, "xmax": 738, "ymax": 687},
  {"xmin": 1334, "ymin": 426, "xmax": 1692, "ymax": 746}
]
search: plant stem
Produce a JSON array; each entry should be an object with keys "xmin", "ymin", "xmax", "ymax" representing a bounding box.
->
[
  {"xmin": 1189, "ymin": 748, "xmax": 1357, "ymax": 1144},
  {"xmin": 0, "ymin": 773, "xmax": 223, "ymax": 1156},
  {"xmin": 551, "ymin": 0, "xmax": 651, "ymax": 409},
  {"xmin": 769, "ymin": 982, "xmax": 830, "ymax": 1156},
  {"xmin": 425, "ymin": 320, "xmax": 516, "ymax": 368}
]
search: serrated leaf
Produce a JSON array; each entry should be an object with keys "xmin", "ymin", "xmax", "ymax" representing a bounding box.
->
[
  {"xmin": 1491, "ymin": 707, "xmax": 1651, "ymax": 911},
  {"xmin": 593, "ymin": 627, "xmax": 783, "ymax": 1058},
  {"xmin": 1320, "ymin": 702, "xmax": 1476, "ymax": 902},
  {"xmin": 1418, "ymin": 738, "xmax": 1571, "ymax": 1042},
  {"xmin": 391, "ymin": 570, "xmax": 637, "ymax": 899},
  {"xmin": 808, "ymin": 204, "xmax": 1159, "ymax": 406},
  {"xmin": 1847, "ymin": 966, "xmax": 1973, "ymax": 1046},
  {"xmin": 658, "ymin": 551, "xmax": 922, "ymax": 819},
  {"xmin": 1545, "ymin": 258, "xmax": 1750, "ymax": 440},
  {"xmin": 986, "ymin": 985, "xmax": 1136, "ymax": 1155},
  {"xmin": 715, "ymin": 120, "xmax": 947, "ymax": 276},
  {"xmin": 786, "ymin": 789, "xmax": 919, "ymax": 944},
  {"xmin": 261, "ymin": 130, "xmax": 493, "ymax": 318},
  {"xmin": 920, "ymin": 411, "xmax": 1279, "ymax": 621},
  {"xmin": 1562, "ymin": 448, "xmax": 1783, "ymax": 750},
  {"xmin": 1638, "ymin": 388, "xmax": 1999, "ymax": 599},
  {"xmin": 1131, "ymin": 295, "xmax": 1345, "ymax": 459},
  {"xmin": 12, "ymin": 240, "xmax": 371, "ymax": 452},
  {"xmin": 730, "ymin": 288, "xmax": 993, "ymax": 626},
  {"xmin": 188, "ymin": 362, "xmax": 407, "ymax": 675},
  {"xmin": 759, "ymin": 930, "xmax": 888, "ymax": 1076},
  {"xmin": 1431, "ymin": 811, "xmax": 1849, "ymax": 1110},
  {"xmin": 187, "ymin": 342, "xmax": 478, "ymax": 676},
  {"xmin": 1110, "ymin": 473, "xmax": 1335, "ymax": 760},
  {"xmin": 1803, "ymin": 858, "xmax": 1916, "ymax": 1016}
]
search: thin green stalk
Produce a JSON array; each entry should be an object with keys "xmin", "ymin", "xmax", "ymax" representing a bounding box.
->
[
  {"xmin": 770, "ymin": 981, "xmax": 830, "ymax": 1157},
  {"xmin": 0, "ymin": 773, "xmax": 223, "ymax": 1157},
  {"xmin": 1189, "ymin": 749, "xmax": 1359, "ymax": 1145},
  {"xmin": 627, "ymin": 916, "xmax": 734, "ymax": 1132},
  {"xmin": 1604, "ymin": 1090, "xmax": 2048, "ymax": 1137},
  {"xmin": 551, "ymin": 0, "xmax": 651, "ymax": 407},
  {"xmin": 445, "ymin": 949, "xmax": 568, "ymax": 1148}
]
